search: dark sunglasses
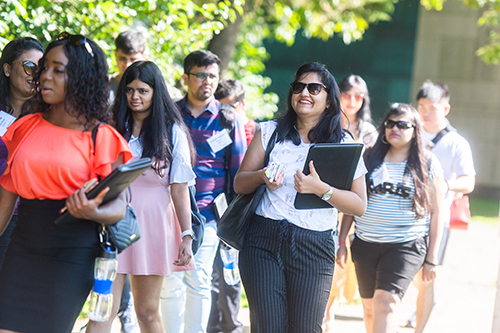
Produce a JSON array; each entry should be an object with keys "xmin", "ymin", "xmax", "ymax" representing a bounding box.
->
[
  {"xmin": 55, "ymin": 32, "xmax": 94, "ymax": 57},
  {"xmin": 12, "ymin": 60, "xmax": 37, "ymax": 76},
  {"xmin": 384, "ymin": 120, "xmax": 414, "ymax": 130},
  {"xmin": 290, "ymin": 82, "xmax": 327, "ymax": 96}
]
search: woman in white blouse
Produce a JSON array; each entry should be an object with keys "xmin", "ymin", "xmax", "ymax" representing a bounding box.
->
[
  {"xmin": 87, "ymin": 61, "xmax": 196, "ymax": 333},
  {"xmin": 234, "ymin": 62, "xmax": 367, "ymax": 333}
]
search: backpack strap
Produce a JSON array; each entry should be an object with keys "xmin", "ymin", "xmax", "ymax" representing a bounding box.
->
[
  {"xmin": 427, "ymin": 125, "xmax": 453, "ymax": 149},
  {"xmin": 91, "ymin": 123, "xmax": 103, "ymax": 181},
  {"xmin": 218, "ymin": 103, "xmax": 236, "ymax": 201},
  {"xmin": 431, "ymin": 126, "xmax": 450, "ymax": 145}
]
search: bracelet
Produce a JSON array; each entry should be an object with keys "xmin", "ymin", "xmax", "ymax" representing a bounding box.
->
[
  {"xmin": 424, "ymin": 260, "xmax": 438, "ymax": 266},
  {"xmin": 181, "ymin": 229, "xmax": 195, "ymax": 239},
  {"xmin": 339, "ymin": 242, "xmax": 346, "ymax": 245}
]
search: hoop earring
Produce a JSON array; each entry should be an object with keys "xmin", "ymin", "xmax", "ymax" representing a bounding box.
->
[{"xmin": 382, "ymin": 134, "xmax": 389, "ymax": 144}]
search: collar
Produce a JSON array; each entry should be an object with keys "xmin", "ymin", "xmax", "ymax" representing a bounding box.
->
[{"xmin": 178, "ymin": 95, "xmax": 220, "ymax": 116}]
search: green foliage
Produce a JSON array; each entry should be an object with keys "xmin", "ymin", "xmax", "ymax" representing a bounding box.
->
[
  {"xmin": 0, "ymin": 0, "xmax": 398, "ymax": 120},
  {"xmin": 0, "ymin": 0, "xmax": 238, "ymax": 88}
]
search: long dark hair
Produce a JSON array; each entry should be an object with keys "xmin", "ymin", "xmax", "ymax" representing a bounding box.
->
[
  {"xmin": 30, "ymin": 33, "xmax": 111, "ymax": 126},
  {"xmin": 338, "ymin": 74, "xmax": 372, "ymax": 126},
  {"xmin": 364, "ymin": 103, "xmax": 430, "ymax": 217},
  {"xmin": 0, "ymin": 37, "xmax": 43, "ymax": 114},
  {"xmin": 276, "ymin": 62, "xmax": 344, "ymax": 145},
  {"xmin": 113, "ymin": 61, "xmax": 195, "ymax": 176}
]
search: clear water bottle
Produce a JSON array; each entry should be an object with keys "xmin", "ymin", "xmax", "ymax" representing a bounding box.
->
[
  {"xmin": 88, "ymin": 242, "xmax": 118, "ymax": 322},
  {"xmin": 220, "ymin": 243, "xmax": 240, "ymax": 286}
]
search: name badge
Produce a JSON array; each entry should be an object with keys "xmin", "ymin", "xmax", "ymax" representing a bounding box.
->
[
  {"xmin": 207, "ymin": 129, "xmax": 232, "ymax": 153},
  {"xmin": 372, "ymin": 163, "xmax": 390, "ymax": 187},
  {"xmin": 0, "ymin": 111, "xmax": 16, "ymax": 137}
]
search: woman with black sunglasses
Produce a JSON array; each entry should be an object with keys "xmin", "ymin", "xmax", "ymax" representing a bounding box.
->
[
  {"xmin": 337, "ymin": 103, "xmax": 445, "ymax": 333},
  {"xmin": 0, "ymin": 37, "xmax": 44, "ymax": 269},
  {"xmin": 0, "ymin": 33, "xmax": 132, "ymax": 333},
  {"xmin": 234, "ymin": 62, "xmax": 367, "ymax": 332}
]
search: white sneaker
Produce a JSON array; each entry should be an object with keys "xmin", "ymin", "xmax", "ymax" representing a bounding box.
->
[{"xmin": 117, "ymin": 304, "xmax": 139, "ymax": 333}]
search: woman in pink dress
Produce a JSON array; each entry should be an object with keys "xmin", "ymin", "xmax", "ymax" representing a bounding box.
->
[{"xmin": 86, "ymin": 61, "xmax": 196, "ymax": 333}]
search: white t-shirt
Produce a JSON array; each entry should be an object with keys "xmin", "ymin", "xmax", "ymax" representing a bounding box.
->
[
  {"xmin": 128, "ymin": 123, "xmax": 196, "ymax": 185},
  {"xmin": 422, "ymin": 129, "xmax": 475, "ymax": 226},
  {"xmin": 255, "ymin": 121, "xmax": 367, "ymax": 232}
]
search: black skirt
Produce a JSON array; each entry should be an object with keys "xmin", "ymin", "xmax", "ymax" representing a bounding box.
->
[{"xmin": 0, "ymin": 198, "xmax": 100, "ymax": 333}]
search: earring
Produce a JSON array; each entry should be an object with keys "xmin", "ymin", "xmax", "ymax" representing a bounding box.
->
[{"xmin": 382, "ymin": 134, "xmax": 389, "ymax": 144}]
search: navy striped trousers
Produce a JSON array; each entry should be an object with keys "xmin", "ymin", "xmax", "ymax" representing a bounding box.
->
[{"xmin": 239, "ymin": 214, "xmax": 335, "ymax": 333}]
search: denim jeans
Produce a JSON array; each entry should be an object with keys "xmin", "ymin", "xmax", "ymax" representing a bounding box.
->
[{"xmin": 161, "ymin": 222, "xmax": 219, "ymax": 333}]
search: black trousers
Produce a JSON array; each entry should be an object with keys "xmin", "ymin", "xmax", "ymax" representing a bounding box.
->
[
  {"xmin": 207, "ymin": 243, "xmax": 243, "ymax": 333},
  {"xmin": 239, "ymin": 215, "xmax": 335, "ymax": 333}
]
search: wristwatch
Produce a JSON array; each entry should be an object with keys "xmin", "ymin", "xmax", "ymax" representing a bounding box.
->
[
  {"xmin": 181, "ymin": 229, "xmax": 195, "ymax": 239},
  {"xmin": 321, "ymin": 186, "xmax": 333, "ymax": 201}
]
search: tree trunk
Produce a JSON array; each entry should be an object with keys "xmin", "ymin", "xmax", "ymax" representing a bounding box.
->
[{"xmin": 207, "ymin": 11, "xmax": 244, "ymax": 74}]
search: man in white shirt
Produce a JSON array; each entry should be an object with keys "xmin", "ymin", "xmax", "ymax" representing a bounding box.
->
[{"xmin": 408, "ymin": 80, "xmax": 476, "ymax": 332}]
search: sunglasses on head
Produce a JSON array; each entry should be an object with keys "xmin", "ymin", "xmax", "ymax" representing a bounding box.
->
[
  {"xmin": 12, "ymin": 60, "xmax": 37, "ymax": 76},
  {"xmin": 384, "ymin": 120, "xmax": 414, "ymax": 130},
  {"xmin": 341, "ymin": 92, "xmax": 364, "ymax": 102},
  {"xmin": 55, "ymin": 32, "xmax": 94, "ymax": 57},
  {"xmin": 290, "ymin": 82, "xmax": 327, "ymax": 96}
]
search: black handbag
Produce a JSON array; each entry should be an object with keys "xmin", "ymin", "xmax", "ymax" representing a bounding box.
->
[
  {"xmin": 101, "ymin": 187, "xmax": 141, "ymax": 253},
  {"xmin": 189, "ymin": 184, "xmax": 206, "ymax": 254},
  {"xmin": 217, "ymin": 128, "xmax": 278, "ymax": 250},
  {"xmin": 168, "ymin": 126, "xmax": 206, "ymax": 255},
  {"xmin": 91, "ymin": 124, "xmax": 143, "ymax": 253}
]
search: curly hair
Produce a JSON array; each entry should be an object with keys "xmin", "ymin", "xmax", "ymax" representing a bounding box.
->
[
  {"xmin": 364, "ymin": 103, "xmax": 430, "ymax": 217},
  {"xmin": 0, "ymin": 37, "xmax": 43, "ymax": 115},
  {"xmin": 30, "ymin": 33, "xmax": 111, "ymax": 126},
  {"xmin": 113, "ymin": 61, "xmax": 196, "ymax": 176},
  {"xmin": 275, "ymin": 62, "xmax": 345, "ymax": 145}
]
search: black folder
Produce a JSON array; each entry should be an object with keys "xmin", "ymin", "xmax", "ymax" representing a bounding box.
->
[
  {"xmin": 54, "ymin": 157, "xmax": 152, "ymax": 225},
  {"xmin": 294, "ymin": 143, "xmax": 363, "ymax": 209}
]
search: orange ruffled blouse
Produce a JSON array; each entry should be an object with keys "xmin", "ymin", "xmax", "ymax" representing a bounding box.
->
[{"xmin": 0, "ymin": 113, "xmax": 132, "ymax": 200}]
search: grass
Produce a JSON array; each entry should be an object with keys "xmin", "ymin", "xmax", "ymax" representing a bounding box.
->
[{"xmin": 470, "ymin": 197, "xmax": 499, "ymax": 224}]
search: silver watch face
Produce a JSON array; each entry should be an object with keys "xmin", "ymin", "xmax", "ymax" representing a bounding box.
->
[{"xmin": 322, "ymin": 187, "xmax": 333, "ymax": 201}]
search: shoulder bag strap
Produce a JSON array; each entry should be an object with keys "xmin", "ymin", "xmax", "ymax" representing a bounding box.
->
[
  {"xmin": 218, "ymin": 103, "xmax": 236, "ymax": 200},
  {"xmin": 264, "ymin": 127, "xmax": 278, "ymax": 166},
  {"xmin": 431, "ymin": 126, "xmax": 450, "ymax": 145}
]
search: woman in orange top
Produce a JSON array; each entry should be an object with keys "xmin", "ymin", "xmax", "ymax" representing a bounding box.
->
[{"xmin": 0, "ymin": 33, "xmax": 132, "ymax": 333}]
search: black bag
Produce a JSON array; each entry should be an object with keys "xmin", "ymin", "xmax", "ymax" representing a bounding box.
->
[
  {"xmin": 168, "ymin": 125, "xmax": 206, "ymax": 255},
  {"xmin": 91, "ymin": 124, "xmax": 143, "ymax": 253},
  {"xmin": 217, "ymin": 128, "xmax": 278, "ymax": 250},
  {"xmin": 101, "ymin": 188, "xmax": 141, "ymax": 253},
  {"xmin": 189, "ymin": 184, "xmax": 206, "ymax": 254}
]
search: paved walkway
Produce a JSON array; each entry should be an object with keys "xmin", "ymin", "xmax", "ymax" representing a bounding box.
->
[
  {"xmin": 326, "ymin": 220, "xmax": 500, "ymax": 332},
  {"xmin": 74, "ymin": 219, "xmax": 499, "ymax": 332}
]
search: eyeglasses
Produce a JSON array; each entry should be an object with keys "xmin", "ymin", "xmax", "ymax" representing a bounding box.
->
[
  {"xmin": 12, "ymin": 60, "xmax": 37, "ymax": 76},
  {"xmin": 188, "ymin": 72, "xmax": 218, "ymax": 82},
  {"xmin": 384, "ymin": 120, "xmax": 415, "ymax": 130},
  {"xmin": 55, "ymin": 32, "xmax": 94, "ymax": 57},
  {"xmin": 290, "ymin": 82, "xmax": 327, "ymax": 96},
  {"xmin": 341, "ymin": 92, "xmax": 364, "ymax": 102}
]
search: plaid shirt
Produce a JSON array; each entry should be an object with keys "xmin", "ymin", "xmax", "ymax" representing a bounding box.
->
[{"xmin": 177, "ymin": 97, "xmax": 247, "ymax": 223}]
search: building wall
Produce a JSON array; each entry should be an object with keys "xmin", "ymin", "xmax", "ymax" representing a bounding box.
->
[{"xmin": 410, "ymin": 0, "xmax": 500, "ymax": 194}]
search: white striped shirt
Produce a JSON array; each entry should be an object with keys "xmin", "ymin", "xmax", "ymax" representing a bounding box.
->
[{"xmin": 355, "ymin": 153, "xmax": 442, "ymax": 243}]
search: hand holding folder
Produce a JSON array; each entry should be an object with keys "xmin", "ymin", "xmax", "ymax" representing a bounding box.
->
[
  {"xmin": 294, "ymin": 143, "xmax": 363, "ymax": 209},
  {"xmin": 54, "ymin": 158, "xmax": 152, "ymax": 225}
]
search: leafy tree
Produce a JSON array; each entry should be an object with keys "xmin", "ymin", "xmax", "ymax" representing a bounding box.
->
[{"xmin": 0, "ymin": 0, "xmax": 398, "ymax": 120}]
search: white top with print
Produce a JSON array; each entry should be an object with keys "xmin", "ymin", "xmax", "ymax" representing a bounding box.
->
[{"xmin": 255, "ymin": 121, "xmax": 367, "ymax": 232}]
